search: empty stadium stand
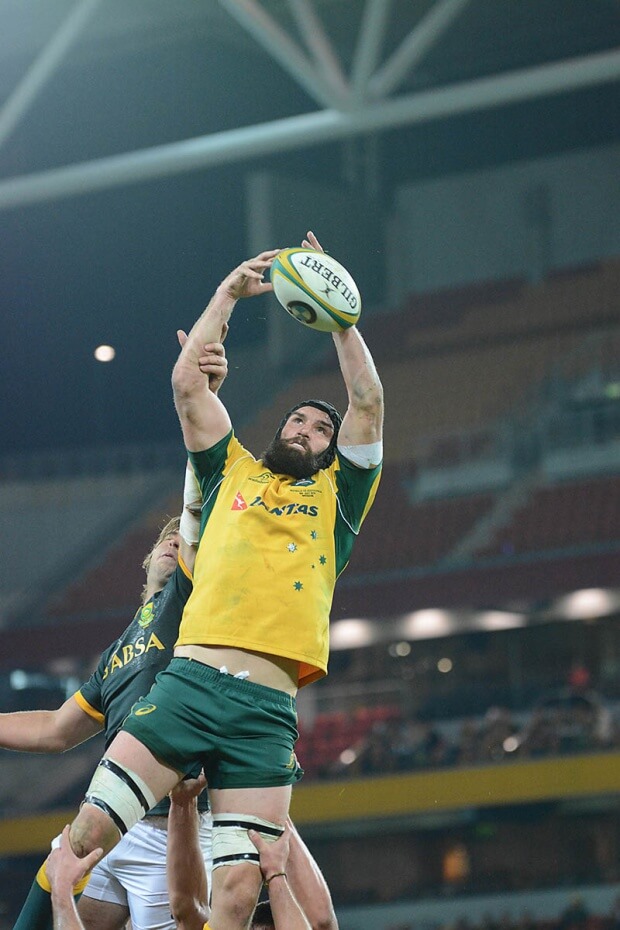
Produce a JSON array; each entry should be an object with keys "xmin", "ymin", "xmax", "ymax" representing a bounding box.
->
[
  {"xmin": 479, "ymin": 474, "xmax": 620, "ymax": 558},
  {"xmin": 347, "ymin": 463, "xmax": 495, "ymax": 572},
  {"xmin": 0, "ymin": 469, "xmax": 180, "ymax": 631},
  {"xmin": 241, "ymin": 259, "xmax": 620, "ymax": 466}
]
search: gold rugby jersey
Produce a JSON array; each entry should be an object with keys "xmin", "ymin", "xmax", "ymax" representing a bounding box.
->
[{"xmin": 176, "ymin": 431, "xmax": 381, "ymax": 687}]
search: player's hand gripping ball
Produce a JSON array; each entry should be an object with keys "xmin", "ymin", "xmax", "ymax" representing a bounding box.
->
[{"xmin": 270, "ymin": 247, "xmax": 361, "ymax": 332}]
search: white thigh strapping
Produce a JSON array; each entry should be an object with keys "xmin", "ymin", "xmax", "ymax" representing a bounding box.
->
[
  {"xmin": 83, "ymin": 813, "xmax": 213, "ymax": 930},
  {"xmin": 212, "ymin": 813, "xmax": 283, "ymax": 871}
]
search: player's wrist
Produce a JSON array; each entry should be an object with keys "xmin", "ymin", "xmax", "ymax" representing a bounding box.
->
[
  {"xmin": 50, "ymin": 881, "xmax": 75, "ymax": 901},
  {"xmin": 264, "ymin": 870, "xmax": 287, "ymax": 885},
  {"xmin": 169, "ymin": 794, "xmax": 199, "ymax": 811},
  {"xmin": 215, "ymin": 281, "xmax": 240, "ymax": 304}
]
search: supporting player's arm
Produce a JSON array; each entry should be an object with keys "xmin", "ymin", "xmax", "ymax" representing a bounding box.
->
[
  {"xmin": 285, "ymin": 819, "xmax": 339, "ymax": 930},
  {"xmin": 172, "ymin": 250, "xmax": 278, "ymax": 453},
  {"xmin": 249, "ymin": 824, "xmax": 313, "ymax": 930},
  {"xmin": 167, "ymin": 773, "xmax": 210, "ymax": 930},
  {"xmin": 177, "ymin": 337, "xmax": 229, "ymax": 569},
  {"xmin": 48, "ymin": 826, "xmax": 102, "ymax": 930},
  {"xmin": 0, "ymin": 696, "xmax": 102, "ymax": 753}
]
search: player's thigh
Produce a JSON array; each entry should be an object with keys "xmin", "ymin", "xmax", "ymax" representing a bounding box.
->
[
  {"xmin": 209, "ymin": 787, "xmax": 290, "ymax": 927},
  {"xmin": 78, "ymin": 819, "xmax": 177, "ymax": 930},
  {"xmin": 74, "ymin": 734, "xmax": 181, "ymax": 854},
  {"xmin": 105, "ymin": 730, "xmax": 182, "ymax": 800},
  {"xmin": 116, "ymin": 821, "xmax": 174, "ymax": 930},
  {"xmin": 209, "ymin": 858, "xmax": 264, "ymax": 930},
  {"xmin": 209, "ymin": 785, "xmax": 290, "ymax": 880},
  {"xmin": 209, "ymin": 783, "xmax": 292, "ymax": 824},
  {"xmin": 78, "ymin": 895, "xmax": 129, "ymax": 930}
]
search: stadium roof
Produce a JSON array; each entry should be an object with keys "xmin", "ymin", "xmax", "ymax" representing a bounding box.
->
[{"xmin": 2, "ymin": 0, "xmax": 619, "ymax": 454}]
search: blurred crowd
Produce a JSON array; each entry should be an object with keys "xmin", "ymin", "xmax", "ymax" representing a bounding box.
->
[{"xmin": 307, "ymin": 688, "xmax": 619, "ymax": 781}]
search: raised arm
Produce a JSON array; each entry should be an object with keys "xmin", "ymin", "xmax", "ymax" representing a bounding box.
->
[
  {"xmin": 177, "ymin": 337, "xmax": 229, "ymax": 570},
  {"xmin": 249, "ymin": 825, "xmax": 312, "ymax": 930},
  {"xmin": 172, "ymin": 250, "xmax": 278, "ymax": 453},
  {"xmin": 301, "ymin": 231, "xmax": 383, "ymax": 451},
  {"xmin": 285, "ymin": 819, "xmax": 339, "ymax": 930},
  {"xmin": 0, "ymin": 696, "xmax": 102, "ymax": 754},
  {"xmin": 332, "ymin": 326, "xmax": 383, "ymax": 448},
  {"xmin": 167, "ymin": 773, "xmax": 210, "ymax": 930}
]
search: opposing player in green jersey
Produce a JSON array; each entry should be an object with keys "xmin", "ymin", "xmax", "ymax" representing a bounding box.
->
[
  {"xmin": 1, "ymin": 341, "xmax": 228, "ymax": 930},
  {"xmin": 64, "ymin": 231, "xmax": 384, "ymax": 930},
  {"xmin": 2, "ymin": 520, "xmax": 209, "ymax": 930}
]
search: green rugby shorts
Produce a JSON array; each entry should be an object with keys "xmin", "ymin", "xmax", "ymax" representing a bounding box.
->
[{"xmin": 122, "ymin": 657, "xmax": 303, "ymax": 789}]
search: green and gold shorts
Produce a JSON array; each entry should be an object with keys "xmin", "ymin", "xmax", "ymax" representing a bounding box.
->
[{"xmin": 123, "ymin": 657, "xmax": 303, "ymax": 789}]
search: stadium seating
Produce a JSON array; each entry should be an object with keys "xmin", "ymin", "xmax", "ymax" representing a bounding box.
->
[
  {"xmin": 241, "ymin": 259, "xmax": 620, "ymax": 466},
  {"xmin": 0, "ymin": 471, "xmax": 179, "ymax": 631},
  {"xmin": 46, "ymin": 490, "xmax": 181, "ymax": 619},
  {"xmin": 1, "ymin": 260, "xmax": 619, "ymax": 667},
  {"xmin": 347, "ymin": 463, "xmax": 495, "ymax": 572},
  {"xmin": 479, "ymin": 474, "xmax": 620, "ymax": 558}
]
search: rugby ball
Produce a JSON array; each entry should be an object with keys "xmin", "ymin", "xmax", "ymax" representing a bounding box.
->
[{"xmin": 270, "ymin": 247, "xmax": 361, "ymax": 332}]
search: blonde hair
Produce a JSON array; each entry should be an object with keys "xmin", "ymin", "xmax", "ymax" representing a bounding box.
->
[{"xmin": 141, "ymin": 516, "xmax": 181, "ymax": 603}]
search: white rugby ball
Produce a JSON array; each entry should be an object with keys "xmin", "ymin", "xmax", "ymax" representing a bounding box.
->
[{"xmin": 270, "ymin": 247, "xmax": 361, "ymax": 332}]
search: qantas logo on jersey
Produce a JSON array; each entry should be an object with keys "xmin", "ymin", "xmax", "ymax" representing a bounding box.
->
[
  {"xmin": 248, "ymin": 496, "xmax": 318, "ymax": 517},
  {"xmin": 101, "ymin": 633, "xmax": 166, "ymax": 679},
  {"xmin": 231, "ymin": 492, "xmax": 248, "ymax": 510}
]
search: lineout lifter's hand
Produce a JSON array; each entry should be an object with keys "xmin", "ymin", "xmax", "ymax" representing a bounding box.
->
[
  {"xmin": 47, "ymin": 825, "xmax": 103, "ymax": 895},
  {"xmin": 248, "ymin": 823, "xmax": 290, "ymax": 881},
  {"xmin": 176, "ymin": 332, "xmax": 228, "ymax": 394}
]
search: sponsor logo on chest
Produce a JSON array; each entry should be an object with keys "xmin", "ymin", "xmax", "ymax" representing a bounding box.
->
[
  {"xmin": 231, "ymin": 491, "xmax": 319, "ymax": 517},
  {"xmin": 102, "ymin": 632, "xmax": 166, "ymax": 679}
]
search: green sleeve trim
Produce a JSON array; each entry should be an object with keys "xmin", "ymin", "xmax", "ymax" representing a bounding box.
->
[
  {"xmin": 188, "ymin": 430, "xmax": 233, "ymax": 496},
  {"xmin": 333, "ymin": 455, "xmax": 382, "ymax": 576}
]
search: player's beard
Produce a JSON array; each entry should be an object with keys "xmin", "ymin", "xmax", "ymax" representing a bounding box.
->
[{"xmin": 262, "ymin": 437, "xmax": 320, "ymax": 479}]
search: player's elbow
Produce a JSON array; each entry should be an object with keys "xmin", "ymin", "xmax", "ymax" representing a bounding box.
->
[
  {"xmin": 310, "ymin": 908, "xmax": 339, "ymax": 930},
  {"xmin": 302, "ymin": 890, "xmax": 339, "ymax": 930},
  {"xmin": 169, "ymin": 894, "xmax": 205, "ymax": 929},
  {"xmin": 51, "ymin": 735, "xmax": 75, "ymax": 752},
  {"xmin": 26, "ymin": 737, "xmax": 65, "ymax": 753},
  {"xmin": 172, "ymin": 357, "xmax": 201, "ymax": 403},
  {"xmin": 46, "ymin": 718, "xmax": 78, "ymax": 753}
]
